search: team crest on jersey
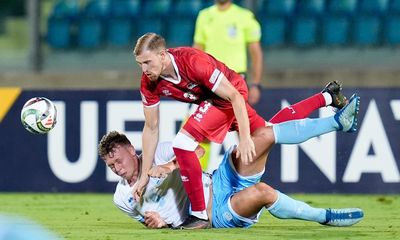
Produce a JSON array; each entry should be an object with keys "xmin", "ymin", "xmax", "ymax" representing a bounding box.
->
[
  {"xmin": 223, "ymin": 212, "xmax": 233, "ymax": 221},
  {"xmin": 187, "ymin": 83, "xmax": 198, "ymax": 90},
  {"xmin": 183, "ymin": 92, "xmax": 197, "ymax": 101},
  {"xmin": 227, "ymin": 24, "xmax": 238, "ymax": 38},
  {"xmin": 162, "ymin": 89, "xmax": 172, "ymax": 96}
]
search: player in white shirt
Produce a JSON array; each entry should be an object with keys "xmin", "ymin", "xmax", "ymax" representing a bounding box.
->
[
  {"xmin": 99, "ymin": 123, "xmax": 364, "ymax": 229},
  {"xmin": 111, "ymin": 141, "xmax": 211, "ymax": 228},
  {"xmin": 99, "ymin": 135, "xmax": 210, "ymax": 228}
]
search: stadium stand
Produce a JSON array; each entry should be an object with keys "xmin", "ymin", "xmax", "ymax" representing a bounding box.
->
[
  {"xmin": 173, "ymin": 0, "xmax": 203, "ymax": 18},
  {"xmin": 47, "ymin": 0, "xmax": 79, "ymax": 48},
  {"xmin": 45, "ymin": 0, "xmax": 400, "ymax": 49},
  {"xmin": 77, "ymin": 0, "xmax": 110, "ymax": 48},
  {"xmin": 384, "ymin": 14, "xmax": 400, "ymax": 45},
  {"xmin": 326, "ymin": 0, "xmax": 357, "ymax": 15},
  {"xmin": 107, "ymin": 0, "xmax": 140, "ymax": 47},
  {"xmin": 260, "ymin": 17, "xmax": 287, "ymax": 47},
  {"xmin": 321, "ymin": 14, "xmax": 350, "ymax": 46},
  {"xmin": 167, "ymin": 17, "xmax": 195, "ymax": 46},
  {"xmin": 258, "ymin": 0, "xmax": 294, "ymax": 47},
  {"xmin": 352, "ymin": 14, "xmax": 382, "ymax": 46}
]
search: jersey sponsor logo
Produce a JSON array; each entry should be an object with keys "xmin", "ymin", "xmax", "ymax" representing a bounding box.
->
[
  {"xmin": 183, "ymin": 92, "xmax": 198, "ymax": 101},
  {"xmin": 162, "ymin": 89, "xmax": 172, "ymax": 96},
  {"xmin": 288, "ymin": 106, "xmax": 296, "ymax": 114},
  {"xmin": 181, "ymin": 175, "xmax": 189, "ymax": 182},
  {"xmin": 209, "ymin": 69, "xmax": 221, "ymax": 84}
]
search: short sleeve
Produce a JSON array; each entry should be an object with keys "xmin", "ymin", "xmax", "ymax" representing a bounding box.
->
[
  {"xmin": 154, "ymin": 142, "xmax": 175, "ymax": 165},
  {"xmin": 189, "ymin": 53, "xmax": 225, "ymax": 93},
  {"xmin": 140, "ymin": 75, "xmax": 160, "ymax": 107},
  {"xmin": 244, "ymin": 12, "xmax": 261, "ymax": 43}
]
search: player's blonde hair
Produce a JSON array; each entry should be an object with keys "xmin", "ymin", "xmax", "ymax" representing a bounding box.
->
[
  {"xmin": 133, "ymin": 32, "xmax": 166, "ymax": 56},
  {"xmin": 98, "ymin": 131, "xmax": 131, "ymax": 159}
]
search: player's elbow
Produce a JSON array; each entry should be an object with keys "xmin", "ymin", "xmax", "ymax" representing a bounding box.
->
[{"xmin": 225, "ymin": 90, "xmax": 242, "ymax": 103}]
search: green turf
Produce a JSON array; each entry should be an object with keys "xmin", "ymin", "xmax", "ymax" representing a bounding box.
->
[{"xmin": 0, "ymin": 193, "xmax": 399, "ymax": 240}]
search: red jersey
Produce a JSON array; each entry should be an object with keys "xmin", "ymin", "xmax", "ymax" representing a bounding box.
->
[{"xmin": 140, "ymin": 47, "xmax": 248, "ymax": 109}]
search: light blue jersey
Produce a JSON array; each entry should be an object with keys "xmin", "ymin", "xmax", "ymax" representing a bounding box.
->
[{"xmin": 211, "ymin": 146, "xmax": 265, "ymax": 228}]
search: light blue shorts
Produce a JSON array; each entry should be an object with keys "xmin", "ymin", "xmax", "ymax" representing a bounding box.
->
[{"xmin": 211, "ymin": 146, "xmax": 265, "ymax": 228}]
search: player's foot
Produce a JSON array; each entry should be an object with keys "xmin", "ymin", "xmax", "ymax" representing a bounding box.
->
[
  {"xmin": 177, "ymin": 215, "xmax": 210, "ymax": 230},
  {"xmin": 334, "ymin": 93, "xmax": 360, "ymax": 132},
  {"xmin": 322, "ymin": 208, "xmax": 364, "ymax": 227},
  {"xmin": 322, "ymin": 81, "xmax": 348, "ymax": 109}
]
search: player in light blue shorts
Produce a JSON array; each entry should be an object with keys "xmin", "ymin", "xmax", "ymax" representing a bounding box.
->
[
  {"xmin": 212, "ymin": 146, "xmax": 264, "ymax": 228},
  {"xmin": 210, "ymin": 117, "xmax": 364, "ymax": 228}
]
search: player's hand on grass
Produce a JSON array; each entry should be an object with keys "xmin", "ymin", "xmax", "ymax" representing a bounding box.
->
[
  {"xmin": 144, "ymin": 211, "xmax": 168, "ymax": 229},
  {"xmin": 236, "ymin": 136, "xmax": 256, "ymax": 165},
  {"xmin": 133, "ymin": 175, "xmax": 149, "ymax": 202}
]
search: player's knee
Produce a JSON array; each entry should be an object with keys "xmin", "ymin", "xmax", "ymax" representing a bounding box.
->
[
  {"xmin": 251, "ymin": 127, "xmax": 275, "ymax": 145},
  {"xmin": 172, "ymin": 132, "xmax": 198, "ymax": 151},
  {"xmin": 253, "ymin": 182, "xmax": 277, "ymax": 205}
]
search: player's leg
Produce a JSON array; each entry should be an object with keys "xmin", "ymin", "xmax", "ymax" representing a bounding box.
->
[
  {"xmin": 232, "ymin": 127, "xmax": 275, "ymax": 176},
  {"xmin": 273, "ymin": 93, "xmax": 360, "ymax": 144},
  {"xmin": 174, "ymin": 101, "xmax": 235, "ymax": 228},
  {"xmin": 172, "ymin": 131, "xmax": 206, "ymax": 218},
  {"xmin": 229, "ymin": 183, "xmax": 364, "ymax": 227},
  {"xmin": 269, "ymin": 81, "xmax": 348, "ymax": 124}
]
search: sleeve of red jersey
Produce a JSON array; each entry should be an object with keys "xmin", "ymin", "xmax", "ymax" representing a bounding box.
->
[
  {"xmin": 140, "ymin": 75, "xmax": 160, "ymax": 108},
  {"xmin": 189, "ymin": 54, "xmax": 225, "ymax": 93}
]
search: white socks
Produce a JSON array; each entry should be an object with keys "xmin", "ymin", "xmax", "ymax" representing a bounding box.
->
[
  {"xmin": 191, "ymin": 210, "xmax": 208, "ymax": 220},
  {"xmin": 322, "ymin": 92, "xmax": 332, "ymax": 106}
]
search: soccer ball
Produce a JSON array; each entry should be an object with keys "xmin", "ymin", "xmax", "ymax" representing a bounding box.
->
[{"xmin": 21, "ymin": 97, "xmax": 57, "ymax": 134}]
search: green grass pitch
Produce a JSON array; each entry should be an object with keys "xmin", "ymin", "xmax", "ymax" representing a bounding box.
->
[{"xmin": 0, "ymin": 193, "xmax": 399, "ymax": 240}]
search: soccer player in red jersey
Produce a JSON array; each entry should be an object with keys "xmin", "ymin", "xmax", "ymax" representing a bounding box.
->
[{"xmin": 133, "ymin": 33, "xmax": 349, "ymax": 228}]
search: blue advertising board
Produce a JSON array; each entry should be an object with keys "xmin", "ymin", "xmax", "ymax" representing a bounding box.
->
[{"xmin": 0, "ymin": 87, "xmax": 399, "ymax": 193}]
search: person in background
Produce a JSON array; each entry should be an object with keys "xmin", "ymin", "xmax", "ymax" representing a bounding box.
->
[{"xmin": 193, "ymin": 0, "xmax": 263, "ymax": 105}]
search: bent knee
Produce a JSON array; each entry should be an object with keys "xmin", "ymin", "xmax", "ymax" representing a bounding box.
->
[
  {"xmin": 172, "ymin": 132, "xmax": 198, "ymax": 151},
  {"xmin": 252, "ymin": 127, "xmax": 275, "ymax": 144},
  {"xmin": 253, "ymin": 182, "xmax": 277, "ymax": 204}
]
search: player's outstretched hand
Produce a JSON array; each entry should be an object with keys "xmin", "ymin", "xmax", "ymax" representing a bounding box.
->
[
  {"xmin": 144, "ymin": 211, "xmax": 168, "ymax": 229},
  {"xmin": 133, "ymin": 175, "xmax": 149, "ymax": 202},
  {"xmin": 236, "ymin": 136, "xmax": 256, "ymax": 165}
]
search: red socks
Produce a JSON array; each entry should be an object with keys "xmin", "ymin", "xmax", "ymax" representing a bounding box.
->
[
  {"xmin": 269, "ymin": 93, "xmax": 326, "ymax": 124},
  {"xmin": 172, "ymin": 147, "xmax": 205, "ymax": 211}
]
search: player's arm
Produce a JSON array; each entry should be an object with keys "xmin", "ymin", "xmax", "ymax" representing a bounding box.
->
[
  {"xmin": 214, "ymin": 77, "xmax": 255, "ymax": 164},
  {"xmin": 247, "ymin": 41, "xmax": 263, "ymax": 105},
  {"xmin": 248, "ymin": 41, "xmax": 263, "ymax": 87},
  {"xmin": 134, "ymin": 105, "xmax": 160, "ymax": 201}
]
